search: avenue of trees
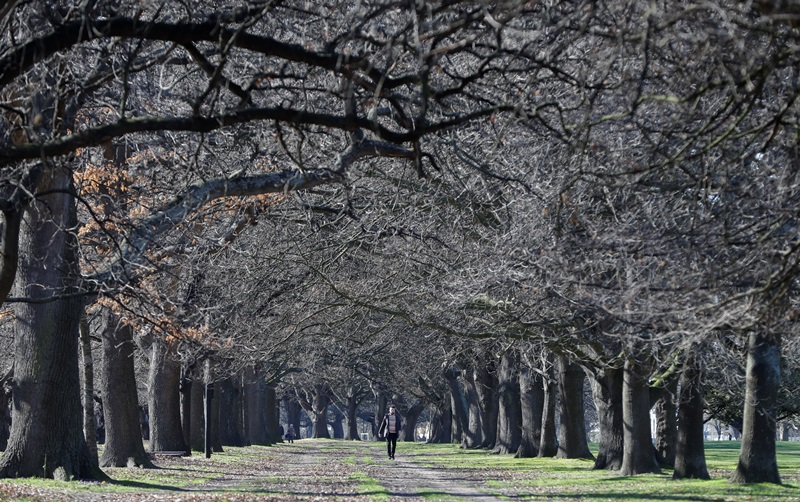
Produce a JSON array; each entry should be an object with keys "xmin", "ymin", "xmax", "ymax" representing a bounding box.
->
[{"xmin": 0, "ymin": 0, "xmax": 799, "ymax": 486}]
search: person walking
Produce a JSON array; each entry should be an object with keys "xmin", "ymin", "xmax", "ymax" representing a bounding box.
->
[
  {"xmin": 378, "ymin": 405, "xmax": 402, "ymax": 460},
  {"xmin": 286, "ymin": 424, "xmax": 295, "ymax": 443}
]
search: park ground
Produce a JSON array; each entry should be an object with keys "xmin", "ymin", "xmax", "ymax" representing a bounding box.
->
[{"xmin": 0, "ymin": 440, "xmax": 799, "ymax": 501}]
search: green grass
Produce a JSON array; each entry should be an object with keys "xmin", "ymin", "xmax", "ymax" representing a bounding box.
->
[
  {"xmin": 1, "ymin": 440, "xmax": 799, "ymax": 500},
  {"xmin": 350, "ymin": 472, "xmax": 390, "ymax": 500},
  {"xmin": 395, "ymin": 440, "xmax": 800, "ymax": 501}
]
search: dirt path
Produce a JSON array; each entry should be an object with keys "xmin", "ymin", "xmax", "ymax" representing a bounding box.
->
[{"xmin": 185, "ymin": 439, "xmax": 505, "ymax": 501}]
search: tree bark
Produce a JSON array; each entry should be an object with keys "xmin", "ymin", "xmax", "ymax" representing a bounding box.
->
[
  {"xmin": 557, "ymin": 355, "xmax": 593, "ymax": 459},
  {"xmin": 98, "ymin": 310, "xmax": 153, "ymax": 468},
  {"xmin": 538, "ymin": 353, "xmax": 558, "ymax": 458},
  {"xmin": 218, "ymin": 376, "xmax": 245, "ymax": 446},
  {"xmin": 653, "ymin": 376, "xmax": 678, "ymax": 468},
  {"xmin": 620, "ymin": 354, "xmax": 661, "ymax": 475},
  {"xmin": 0, "ymin": 367, "xmax": 11, "ymax": 451},
  {"xmin": 266, "ymin": 385, "xmax": 280, "ymax": 444},
  {"xmin": 148, "ymin": 341, "xmax": 186, "ymax": 453},
  {"xmin": 244, "ymin": 366, "xmax": 270, "ymax": 445},
  {"xmin": 310, "ymin": 394, "xmax": 331, "ymax": 438},
  {"xmin": 344, "ymin": 391, "xmax": 360, "ymax": 440},
  {"xmin": 428, "ymin": 400, "xmax": 453, "ymax": 443},
  {"xmin": 673, "ymin": 351, "xmax": 709, "ymax": 480},
  {"xmin": 0, "ymin": 168, "xmax": 103, "ymax": 480},
  {"xmin": 180, "ymin": 367, "xmax": 193, "ymax": 455},
  {"xmin": 444, "ymin": 368, "xmax": 467, "ymax": 444},
  {"xmin": 460, "ymin": 367, "xmax": 483, "ymax": 448},
  {"xmin": 475, "ymin": 357, "xmax": 498, "ymax": 449},
  {"xmin": 189, "ymin": 375, "xmax": 205, "ymax": 451},
  {"xmin": 589, "ymin": 366, "xmax": 624, "ymax": 470},
  {"xmin": 400, "ymin": 401, "xmax": 424, "ymax": 442},
  {"xmin": 330, "ymin": 407, "xmax": 345, "ymax": 439},
  {"xmin": 731, "ymin": 332, "xmax": 781, "ymax": 484},
  {"xmin": 79, "ymin": 312, "xmax": 99, "ymax": 468},
  {"xmin": 494, "ymin": 350, "xmax": 521, "ymax": 454},
  {"xmin": 516, "ymin": 363, "xmax": 543, "ymax": 458}
]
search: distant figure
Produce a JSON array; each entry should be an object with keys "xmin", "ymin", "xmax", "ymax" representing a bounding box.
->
[
  {"xmin": 378, "ymin": 405, "xmax": 402, "ymax": 460},
  {"xmin": 286, "ymin": 424, "xmax": 295, "ymax": 443}
]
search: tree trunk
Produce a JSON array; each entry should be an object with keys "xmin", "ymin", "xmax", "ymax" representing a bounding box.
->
[
  {"xmin": 99, "ymin": 310, "xmax": 153, "ymax": 468},
  {"xmin": 218, "ymin": 376, "xmax": 245, "ymax": 446},
  {"xmin": 266, "ymin": 385, "xmax": 280, "ymax": 444},
  {"xmin": 244, "ymin": 366, "xmax": 270, "ymax": 445},
  {"xmin": 557, "ymin": 355, "xmax": 593, "ymax": 459},
  {"xmin": 180, "ymin": 367, "xmax": 193, "ymax": 455},
  {"xmin": 311, "ymin": 397, "xmax": 330, "ymax": 439},
  {"xmin": 400, "ymin": 401, "xmax": 424, "ymax": 442},
  {"xmin": 494, "ymin": 350, "xmax": 521, "ymax": 454},
  {"xmin": 148, "ymin": 341, "xmax": 186, "ymax": 453},
  {"xmin": 0, "ymin": 367, "xmax": 11, "ymax": 451},
  {"xmin": 345, "ymin": 392, "xmax": 360, "ymax": 440},
  {"xmin": 731, "ymin": 332, "xmax": 781, "ymax": 484},
  {"xmin": 330, "ymin": 407, "xmax": 344, "ymax": 439},
  {"xmin": 0, "ymin": 168, "xmax": 103, "ymax": 480},
  {"xmin": 79, "ymin": 312, "xmax": 99, "ymax": 468},
  {"xmin": 653, "ymin": 376, "xmax": 678, "ymax": 468},
  {"xmin": 673, "ymin": 352, "xmax": 709, "ymax": 480},
  {"xmin": 461, "ymin": 367, "xmax": 483, "ymax": 448},
  {"xmin": 589, "ymin": 366, "xmax": 624, "ymax": 470},
  {"xmin": 538, "ymin": 353, "xmax": 558, "ymax": 458},
  {"xmin": 516, "ymin": 364, "xmax": 543, "ymax": 458},
  {"xmin": 620, "ymin": 354, "xmax": 661, "ymax": 475},
  {"xmin": 475, "ymin": 358, "xmax": 498, "ymax": 449},
  {"xmin": 444, "ymin": 368, "xmax": 467, "ymax": 444},
  {"xmin": 189, "ymin": 376, "xmax": 205, "ymax": 452},
  {"xmin": 428, "ymin": 400, "xmax": 453, "ymax": 443}
]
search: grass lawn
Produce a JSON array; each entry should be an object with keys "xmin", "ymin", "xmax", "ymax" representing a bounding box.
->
[
  {"xmin": 399, "ymin": 440, "xmax": 800, "ymax": 501},
  {"xmin": 0, "ymin": 440, "xmax": 797, "ymax": 500}
]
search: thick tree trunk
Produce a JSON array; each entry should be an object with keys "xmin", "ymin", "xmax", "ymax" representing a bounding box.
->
[
  {"xmin": 428, "ymin": 400, "xmax": 453, "ymax": 443},
  {"xmin": 330, "ymin": 407, "xmax": 344, "ymax": 439},
  {"xmin": 344, "ymin": 392, "xmax": 360, "ymax": 440},
  {"xmin": 400, "ymin": 401, "xmax": 424, "ymax": 442},
  {"xmin": 305, "ymin": 391, "xmax": 331, "ymax": 439},
  {"xmin": 557, "ymin": 355, "xmax": 593, "ymax": 459},
  {"xmin": 99, "ymin": 310, "xmax": 153, "ymax": 468},
  {"xmin": 673, "ymin": 352, "xmax": 709, "ymax": 480},
  {"xmin": 79, "ymin": 312, "xmax": 99, "ymax": 468},
  {"xmin": 0, "ymin": 168, "xmax": 103, "ymax": 480},
  {"xmin": 538, "ymin": 353, "xmax": 558, "ymax": 457},
  {"xmin": 475, "ymin": 358, "xmax": 498, "ymax": 449},
  {"xmin": 189, "ymin": 377, "xmax": 205, "ymax": 451},
  {"xmin": 461, "ymin": 367, "xmax": 483, "ymax": 448},
  {"xmin": 494, "ymin": 350, "xmax": 521, "ymax": 454},
  {"xmin": 218, "ymin": 377, "xmax": 245, "ymax": 446},
  {"xmin": 266, "ymin": 385, "xmax": 280, "ymax": 444},
  {"xmin": 653, "ymin": 376, "xmax": 678, "ymax": 468},
  {"xmin": 516, "ymin": 364, "xmax": 543, "ymax": 458},
  {"xmin": 148, "ymin": 342, "xmax": 186, "ymax": 453},
  {"xmin": 244, "ymin": 366, "xmax": 270, "ymax": 445},
  {"xmin": 731, "ymin": 332, "xmax": 781, "ymax": 484},
  {"xmin": 620, "ymin": 354, "xmax": 661, "ymax": 475},
  {"xmin": 589, "ymin": 366, "xmax": 624, "ymax": 470},
  {"xmin": 444, "ymin": 368, "xmax": 467, "ymax": 444}
]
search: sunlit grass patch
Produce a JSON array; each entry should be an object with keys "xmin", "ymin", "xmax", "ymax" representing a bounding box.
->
[{"xmin": 350, "ymin": 472, "xmax": 390, "ymax": 500}]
